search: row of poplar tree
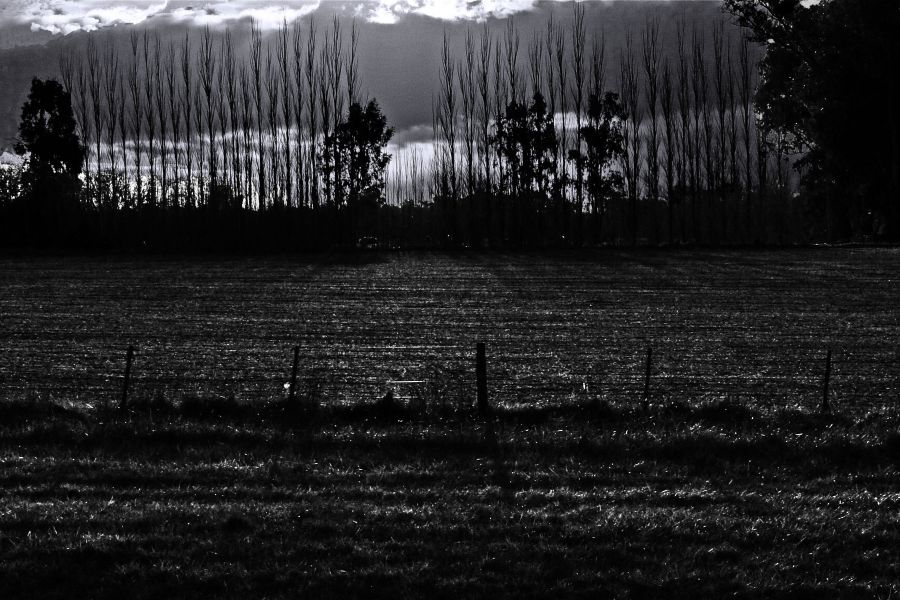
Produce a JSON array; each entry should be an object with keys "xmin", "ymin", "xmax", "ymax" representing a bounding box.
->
[
  {"xmin": 1, "ymin": 8, "xmax": 811, "ymax": 249},
  {"xmin": 422, "ymin": 7, "xmax": 802, "ymax": 247}
]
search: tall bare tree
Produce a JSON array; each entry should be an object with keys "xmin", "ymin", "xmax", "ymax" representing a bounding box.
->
[
  {"xmin": 691, "ymin": 27, "xmax": 707, "ymax": 238},
  {"xmin": 153, "ymin": 35, "xmax": 169, "ymax": 209},
  {"xmin": 676, "ymin": 18, "xmax": 694, "ymax": 237},
  {"xmin": 554, "ymin": 26, "xmax": 568, "ymax": 209},
  {"xmin": 166, "ymin": 42, "xmax": 182, "ymax": 208},
  {"xmin": 477, "ymin": 24, "xmax": 493, "ymax": 195},
  {"xmin": 739, "ymin": 35, "xmax": 754, "ymax": 232},
  {"xmin": 619, "ymin": 31, "xmax": 641, "ymax": 244},
  {"xmin": 239, "ymin": 62, "xmax": 254, "ymax": 208},
  {"xmin": 661, "ymin": 59, "xmax": 678, "ymax": 243},
  {"xmin": 215, "ymin": 40, "xmax": 231, "ymax": 204},
  {"xmin": 727, "ymin": 40, "xmax": 739, "ymax": 197},
  {"xmin": 181, "ymin": 32, "xmax": 194, "ymax": 207},
  {"xmin": 103, "ymin": 40, "xmax": 121, "ymax": 206},
  {"xmin": 317, "ymin": 33, "xmax": 332, "ymax": 208},
  {"xmin": 545, "ymin": 16, "xmax": 559, "ymax": 198},
  {"xmin": 278, "ymin": 21, "xmax": 294, "ymax": 206},
  {"xmin": 461, "ymin": 28, "xmax": 478, "ymax": 199},
  {"xmin": 589, "ymin": 32, "xmax": 606, "ymax": 108},
  {"xmin": 306, "ymin": 19, "xmax": 320, "ymax": 209},
  {"xmin": 528, "ymin": 32, "xmax": 544, "ymax": 99},
  {"xmin": 223, "ymin": 31, "xmax": 240, "ymax": 205},
  {"xmin": 439, "ymin": 31, "xmax": 458, "ymax": 206},
  {"xmin": 346, "ymin": 20, "xmax": 359, "ymax": 108},
  {"xmin": 127, "ymin": 33, "xmax": 143, "ymax": 207},
  {"xmin": 571, "ymin": 2, "xmax": 586, "ymax": 217},
  {"xmin": 191, "ymin": 85, "xmax": 204, "ymax": 205},
  {"xmin": 250, "ymin": 19, "xmax": 266, "ymax": 209},
  {"xmin": 142, "ymin": 31, "xmax": 158, "ymax": 208},
  {"xmin": 86, "ymin": 37, "xmax": 103, "ymax": 203},
  {"xmin": 323, "ymin": 17, "xmax": 345, "ymax": 209},
  {"xmin": 494, "ymin": 31, "xmax": 507, "ymax": 197},
  {"xmin": 198, "ymin": 26, "xmax": 218, "ymax": 204},
  {"xmin": 505, "ymin": 19, "xmax": 521, "ymax": 105},
  {"xmin": 641, "ymin": 18, "xmax": 661, "ymax": 210},
  {"xmin": 292, "ymin": 21, "xmax": 306, "ymax": 208},
  {"xmin": 328, "ymin": 16, "xmax": 345, "ymax": 132},
  {"xmin": 266, "ymin": 45, "xmax": 282, "ymax": 207}
]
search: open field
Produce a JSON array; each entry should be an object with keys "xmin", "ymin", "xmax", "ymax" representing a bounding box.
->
[
  {"xmin": 1, "ymin": 249, "xmax": 898, "ymax": 411},
  {"xmin": 1, "ymin": 249, "xmax": 899, "ymax": 597}
]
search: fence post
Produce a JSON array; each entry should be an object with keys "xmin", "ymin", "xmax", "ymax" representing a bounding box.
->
[
  {"xmin": 289, "ymin": 345, "xmax": 300, "ymax": 404},
  {"xmin": 119, "ymin": 345, "xmax": 134, "ymax": 410},
  {"xmin": 476, "ymin": 342, "xmax": 488, "ymax": 414},
  {"xmin": 821, "ymin": 347, "xmax": 832, "ymax": 413},
  {"xmin": 642, "ymin": 346, "xmax": 653, "ymax": 410}
]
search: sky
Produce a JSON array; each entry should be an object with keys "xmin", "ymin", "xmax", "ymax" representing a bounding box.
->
[{"xmin": 0, "ymin": 1, "xmax": 735, "ymax": 154}]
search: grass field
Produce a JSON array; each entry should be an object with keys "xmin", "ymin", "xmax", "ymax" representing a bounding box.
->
[
  {"xmin": 1, "ymin": 249, "xmax": 899, "ymax": 598},
  {"xmin": 2, "ymin": 249, "xmax": 898, "ymax": 410}
]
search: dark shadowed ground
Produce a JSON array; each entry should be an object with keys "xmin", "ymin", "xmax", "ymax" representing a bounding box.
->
[{"xmin": 0, "ymin": 248, "xmax": 898, "ymax": 598}]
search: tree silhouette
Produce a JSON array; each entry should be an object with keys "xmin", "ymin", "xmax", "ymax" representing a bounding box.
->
[
  {"xmin": 319, "ymin": 99, "xmax": 394, "ymax": 243},
  {"xmin": 493, "ymin": 94, "xmax": 557, "ymax": 197},
  {"xmin": 491, "ymin": 93, "xmax": 558, "ymax": 244},
  {"xmin": 570, "ymin": 91, "xmax": 626, "ymax": 242},
  {"xmin": 14, "ymin": 78, "xmax": 84, "ymax": 243},
  {"xmin": 725, "ymin": 0, "xmax": 900, "ymax": 240},
  {"xmin": 0, "ymin": 15, "xmax": 803, "ymax": 250}
]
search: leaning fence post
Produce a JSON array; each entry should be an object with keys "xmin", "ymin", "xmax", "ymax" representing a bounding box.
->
[
  {"xmin": 119, "ymin": 345, "xmax": 134, "ymax": 410},
  {"xmin": 289, "ymin": 345, "xmax": 300, "ymax": 404},
  {"xmin": 821, "ymin": 347, "xmax": 832, "ymax": 413},
  {"xmin": 476, "ymin": 342, "xmax": 488, "ymax": 414},
  {"xmin": 642, "ymin": 346, "xmax": 653, "ymax": 410}
]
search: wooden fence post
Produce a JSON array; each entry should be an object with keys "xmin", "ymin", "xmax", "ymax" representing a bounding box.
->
[
  {"xmin": 642, "ymin": 346, "xmax": 653, "ymax": 410},
  {"xmin": 476, "ymin": 342, "xmax": 488, "ymax": 414},
  {"xmin": 119, "ymin": 345, "xmax": 134, "ymax": 410},
  {"xmin": 821, "ymin": 347, "xmax": 832, "ymax": 413},
  {"xmin": 289, "ymin": 345, "xmax": 300, "ymax": 404}
]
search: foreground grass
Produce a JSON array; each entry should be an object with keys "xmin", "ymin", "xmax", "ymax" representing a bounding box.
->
[{"xmin": 1, "ymin": 398, "xmax": 899, "ymax": 599}]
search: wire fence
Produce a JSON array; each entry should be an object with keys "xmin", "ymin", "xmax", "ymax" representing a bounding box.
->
[{"xmin": 2, "ymin": 338, "xmax": 897, "ymax": 415}]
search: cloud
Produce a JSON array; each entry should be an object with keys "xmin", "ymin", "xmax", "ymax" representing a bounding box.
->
[
  {"xmin": 20, "ymin": 1, "xmax": 168, "ymax": 34},
  {"xmin": 9, "ymin": 1, "xmax": 322, "ymax": 34},
  {"xmin": 7, "ymin": 0, "xmax": 708, "ymax": 35},
  {"xmin": 412, "ymin": 0, "xmax": 541, "ymax": 22},
  {"xmin": 362, "ymin": 0, "xmax": 575, "ymax": 24},
  {"xmin": 361, "ymin": 0, "xmax": 713, "ymax": 24},
  {"xmin": 166, "ymin": 1, "xmax": 321, "ymax": 30},
  {"xmin": 3, "ymin": 0, "xmax": 613, "ymax": 35}
]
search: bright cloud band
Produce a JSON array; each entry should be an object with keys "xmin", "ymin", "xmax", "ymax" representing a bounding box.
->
[{"xmin": 4, "ymin": 0, "xmax": 642, "ymax": 34}]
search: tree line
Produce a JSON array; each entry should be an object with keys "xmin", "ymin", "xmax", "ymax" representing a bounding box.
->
[
  {"xmin": 2, "ymin": 17, "xmax": 393, "ymax": 249},
  {"xmin": 420, "ymin": 7, "xmax": 808, "ymax": 248},
  {"xmin": 1, "ymin": 3, "xmax": 887, "ymax": 251}
]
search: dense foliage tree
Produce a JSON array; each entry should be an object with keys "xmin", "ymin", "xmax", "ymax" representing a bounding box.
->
[
  {"xmin": 319, "ymin": 99, "xmax": 394, "ymax": 242},
  {"xmin": 15, "ymin": 79, "xmax": 83, "ymax": 191},
  {"xmin": 569, "ymin": 91, "xmax": 625, "ymax": 240},
  {"xmin": 490, "ymin": 93, "xmax": 558, "ymax": 244},
  {"xmin": 725, "ymin": 0, "xmax": 900, "ymax": 239},
  {"xmin": 493, "ymin": 93, "xmax": 558, "ymax": 199},
  {"xmin": 13, "ymin": 78, "xmax": 84, "ymax": 243}
]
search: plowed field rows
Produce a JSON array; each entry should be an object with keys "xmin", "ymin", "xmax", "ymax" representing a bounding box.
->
[{"xmin": 1, "ymin": 249, "xmax": 898, "ymax": 412}]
